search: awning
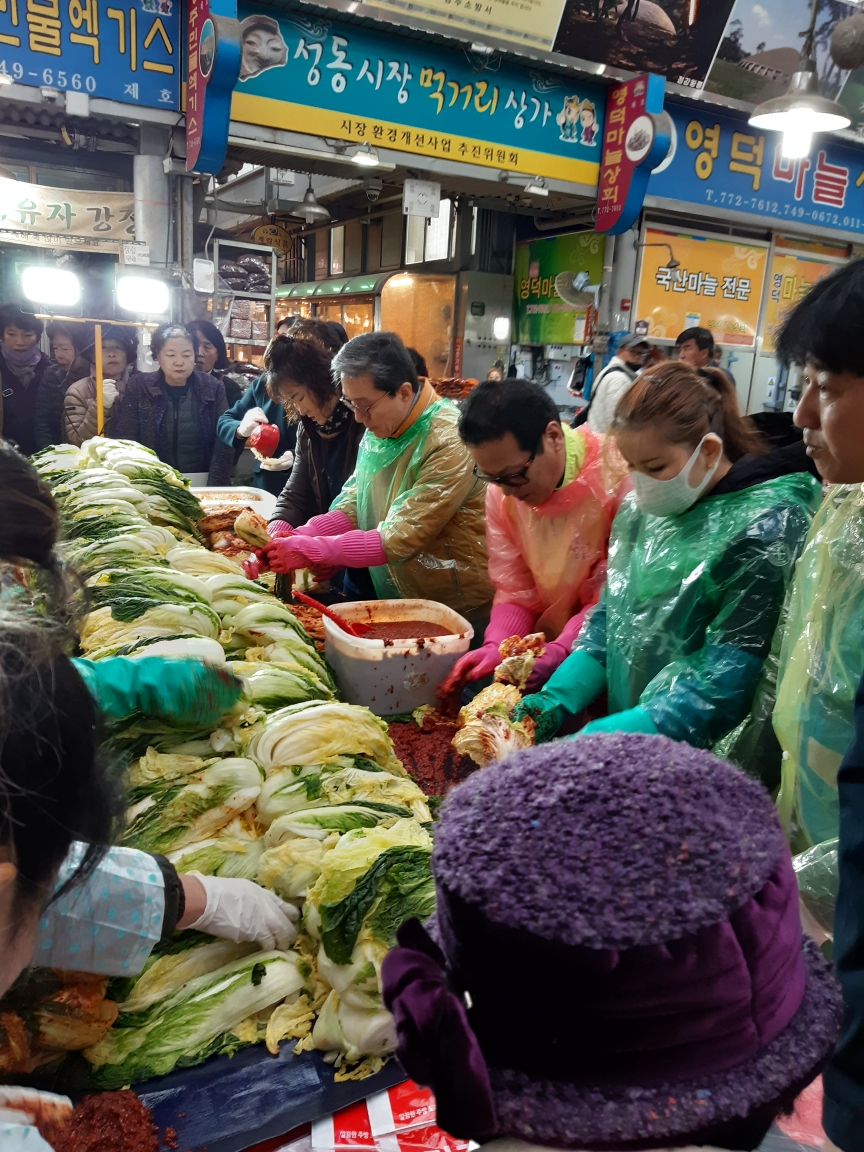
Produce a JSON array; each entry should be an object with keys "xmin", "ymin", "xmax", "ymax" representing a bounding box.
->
[{"xmin": 277, "ymin": 273, "xmax": 395, "ymax": 299}]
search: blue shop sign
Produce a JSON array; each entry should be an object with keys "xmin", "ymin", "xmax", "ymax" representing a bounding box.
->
[
  {"xmin": 648, "ymin": 102, "xmax": 864, "ymax": 235},
  {"xmin": 231, "ymin": 7, "xmax": 605, "ymax": 186},
  {"xmin": 0, "ymin": 0, "xmax": 180, "ymax": 110}
]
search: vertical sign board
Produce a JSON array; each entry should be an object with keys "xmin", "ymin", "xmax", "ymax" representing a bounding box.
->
[
  {"xmin": 596, "ymin": 74, "xmax": 670, "ymax": 235},
  {"xmin": 187, "ymin": 0, "xmax": 242, "ymax": 173}
]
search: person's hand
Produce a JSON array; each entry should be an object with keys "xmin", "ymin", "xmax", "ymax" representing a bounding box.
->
[
  {"xmin": 511, "ymin": 693, "xmax": 566, "ymax": 744},
  {"xmin": 577, "ymin": 707, "xmax": 657, "ymax": 737},
  {"xmin": 260, "ymin": 450, "xmax": 295, "ymax": 472},
  {"xmin": 134, "ymin": 658, "xmax": 242, "ymax": 726},
  {"xmin": 101, "ymin": 379, "xmax": 118, "ymax": 409},
  {"xmin": 261, "ymin": 537, "xmax": 312, "ymax": 574},
  {"xmin": 437, "ymin": 644, "xmax": 500, "ymax": 699},
  {"xmin": 181, "ymin": 875, "xmax": 299, "ymax": 951},
  {"xmin": 237, "ymin": 407, "xmax": 268, "ymax": 438},
  {"xmin": 243, "ymin": 553, "xmax": 263, "ymax": 581},
  {"xmin": 524, "ymin": 640, "xmax": 570, "ymax": 694}
]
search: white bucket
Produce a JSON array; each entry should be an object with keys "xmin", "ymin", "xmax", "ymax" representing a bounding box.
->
[{"xmin": 323, "ymin": 599, "xmax": 473, "ymax": 717}]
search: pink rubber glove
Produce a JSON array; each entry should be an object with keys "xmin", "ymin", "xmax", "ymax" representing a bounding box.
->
[
  {"xmin": 243, "ymin": 554, "xmax": 262, "ymax": 580},
  {"xmin": 524, "ymin": 606, "xmax": 590, "ymax": 693},
  {"xmin": 292, "ymin": 510, "xmax": 353, "ymax": 538},
  {"xmin": 301, "ymin": 530, "xmax": 387, "ymax": 569},
  {"xmin": 260, "ymin": 538, "xmax": 314, "ymax": 573},
  {"xmin": 437, "ymin": 643, "xmax": 500, "ymax": 699},
  {"xmin": 268, "ymin": 520, "xmax": 294, "ymax": 538}
]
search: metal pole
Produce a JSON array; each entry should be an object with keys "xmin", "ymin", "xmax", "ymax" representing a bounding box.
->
[{"xmin": 94, "ymin": 322, "xmax": 104, "ymax": 435}]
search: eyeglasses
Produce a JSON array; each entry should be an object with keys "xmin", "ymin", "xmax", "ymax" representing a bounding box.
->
[
  {"xmin": 340, "ymin": 390, "xmax": 392, "ymax": 418},
  {"xmin": 472, "ymin": 447, "xmax": 537, "ymax": 487}
]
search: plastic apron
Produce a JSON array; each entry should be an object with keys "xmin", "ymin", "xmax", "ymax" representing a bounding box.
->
[
  {"xmin": 774, "ymin": 484, "xmax": 864, "ymax": 847},
  {"xmin": 575, "ymin": 472, "xmax": 821, "ymax": 748},
  {"xmin": 333, "ymin": 397, "xmax": 492, "ymax": 619},
  {"xmin": 486, "ymin": 425, "xmax": 629, "ymax": 639}
]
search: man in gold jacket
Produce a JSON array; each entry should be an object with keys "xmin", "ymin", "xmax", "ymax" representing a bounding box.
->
[{"xmin": 261, "ymin": 331, "xmax": 492, "ymax": 623}]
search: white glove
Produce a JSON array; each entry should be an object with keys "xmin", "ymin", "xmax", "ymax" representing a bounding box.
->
[
  {"xmin": 101, "ymin": 379, "xmax": 118, "ymax": 409},
  {"xmin": 260, "ymin": 449, "xmax": 295, "ymax": 472},
  {"xmin": 184, "ymin": 875, "xmax": 300, "ymax": 951},
  {"xmin": 237, "ymin": 407, "xmax": 269, "ymax": 438}
]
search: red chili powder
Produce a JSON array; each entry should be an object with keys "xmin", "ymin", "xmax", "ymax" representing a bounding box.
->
[
  {"xmin": 53, "ymin": 1090, "xmax": 159, "ymax": 1152},
  {"xmin": 388, "ymin": 714, "xmax": 475, "ymax": 796}
]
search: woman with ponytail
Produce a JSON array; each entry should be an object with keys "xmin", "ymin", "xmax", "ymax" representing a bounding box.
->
[{"xmin": 514, "ymin": 361, "xmax": 822, "ymax": 747}]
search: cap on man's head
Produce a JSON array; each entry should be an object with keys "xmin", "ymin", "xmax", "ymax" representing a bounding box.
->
[{"xmin": 618, "ymin": 333, "xmax": 649, "ymax": 350}]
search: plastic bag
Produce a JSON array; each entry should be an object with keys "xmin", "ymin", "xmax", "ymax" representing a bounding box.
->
[
  {"xmin": 333, "ymin": 397, "xmax": 492, "ymax": 619},
  {"xmin": 774, "ymin": 484, "xmax": 864, "ymax": 847},
  {"xmin": 574, "ymin": 472, "xmax": 821, "ymax": 749},
  {"xmin": 486, "ymin": 425, "xmax": 628, "ymax": 638},
  {"xmin": 793, "ymin": 838, "xmax": 838, "ymax": 939}
]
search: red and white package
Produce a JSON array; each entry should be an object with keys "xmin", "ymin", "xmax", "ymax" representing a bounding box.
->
[
  {"xmin": 309, "ymin": 1083, "xmax": 472, "ymax": 1152},
  {"xmin": 312, "ymin": 1099, "xmax": 376, "ymax": 1150}
]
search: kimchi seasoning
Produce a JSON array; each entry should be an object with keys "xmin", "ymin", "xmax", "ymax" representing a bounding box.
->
[{"xmin": 53, "ymin": 1090, "xmax": 159, "ymax": 1152}]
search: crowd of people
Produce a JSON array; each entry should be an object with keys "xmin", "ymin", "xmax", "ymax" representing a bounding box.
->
[{"xmin": 2, "ymin": 258, "xmax": 864, "ymax": 1151}]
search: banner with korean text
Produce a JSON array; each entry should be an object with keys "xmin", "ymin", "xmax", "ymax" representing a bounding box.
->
[
  {"xmin": 0, "ymin": 176, "xmax": 134, "ymax": 250},
  {"xmin": 0, "ymin": 0, "xmax": 180, "ymax": 109},
  {"xmin": 633, "ymin": 227, "xmax": 768, "ymax": 347},
  {"xmin": 515, "ymin": 231, "xmax": 605, "ymax": 344},
  {"xmin": 648, "ymin": 102, "xmax": 864, "ymax": 238},
  {"xmin": 762, "ymin": 249, "xmax": 844, "ymax": 354},
  {"xmin": 230, "ymin": 7, "xmax": 605, "ymax": 186}
]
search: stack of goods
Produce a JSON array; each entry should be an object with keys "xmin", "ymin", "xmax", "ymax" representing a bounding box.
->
[
  {"xmin": 229, "ymin": 299, "xmax": 272, "ymax": 343},
  {"xmin": 16, "ymin": 437, "xmax": 436, "ymax": 1088},
  {"xmin": 434, "ymin": 378, "xmax": 479, "ymax": 401},
  {"xmin": 219, "ymin": 254, "xmax": 272, "ymax": 295}
]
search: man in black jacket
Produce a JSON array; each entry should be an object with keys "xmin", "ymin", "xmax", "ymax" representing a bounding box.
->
[
  {"xmin": 0, "ymin": 305, "xmax": 51, "ymax": 456},
  {"xmin": 774, "ymin": 259, "xmax": 864, "ymax": 1152}
]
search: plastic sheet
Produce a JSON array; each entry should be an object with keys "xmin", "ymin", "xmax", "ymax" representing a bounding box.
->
[
  {"xmin": 485, "ymin": 425, "xmax": 628, "ymax": 640},
  {"xmin": 574, "ymin": 473, "xmax": 821, "ymax": 749},
  {"xmin": 333, "ymin": 399, "xmax": 491, "ymax": 620},
  {"xmin": 793, "ymin": 839, "xmax": 839, "ymax": 939},
  {"xmin": 773, "ymin": 485, "xmax": 864, "ymax": 847}
]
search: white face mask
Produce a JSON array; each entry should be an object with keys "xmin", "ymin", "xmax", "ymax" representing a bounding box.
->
[{"xmin": 630, "ymin": 435, "xmax": 722, "ymax": 518}]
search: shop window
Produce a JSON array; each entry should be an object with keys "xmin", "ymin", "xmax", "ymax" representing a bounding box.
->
[
  {"xmin": 404, "ymin": 200, "xmax": 453, "ymax": 266},
  {"xmin": 330, "ymin": 226, "xmax": 345, "ymax": 277}
]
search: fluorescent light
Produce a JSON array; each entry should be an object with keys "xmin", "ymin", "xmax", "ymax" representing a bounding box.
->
[
  {"xmin": 352, "ymin": 143, "xmax": 380, "ymax": 167},
  {"xmin": 117, "ymin": 274, "xmax": 170, "ymax": 314},
  {"xmin": 21, "ymin": 266, "xmax": 80, "ymax": 307},
  {"xmin": 0, "ymin": 74, "xmax": 13, "ymax": 87},
  {"xmin": 493, "ymin": 316, "xmax": 511, "ymax": 341}
]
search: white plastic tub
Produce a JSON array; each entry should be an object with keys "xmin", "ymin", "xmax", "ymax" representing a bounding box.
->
[
  {"xmin": 191, "ymin": 485, "xmax": 277, "ymax": 520},
  {"xmin": 324, "ymin": 599, "xmax": 473, "ymax": 717}
]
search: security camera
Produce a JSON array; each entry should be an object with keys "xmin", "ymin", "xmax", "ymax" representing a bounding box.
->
[
  {"xmin": 364, "ymin": 178, "xmax": 383, "ymax": 203},
  {"xmin": 40, "ymin": 87, "xmax": 63, "ymax": 104}
]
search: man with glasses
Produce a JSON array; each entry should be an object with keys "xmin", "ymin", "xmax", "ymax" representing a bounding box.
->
[
  {"xmin": 438, "ymin": 378, "xmax": 629, "ymax": 697},
  {"xmin": 260, "ymin": 331, "xmax": 493, "ymax": 623}
]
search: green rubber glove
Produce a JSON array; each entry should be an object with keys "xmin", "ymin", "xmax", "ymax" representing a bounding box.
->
[
  {"xmin": 73, "ymin": 656, "xmax": 242, "ymax": 726},
  {"xmin": 512, "ymin": 649, "xmax": 606, "ymax": 744},
  {"xmin": 576, "ymin": 706, "xmax": 658, "ymax": 737}
]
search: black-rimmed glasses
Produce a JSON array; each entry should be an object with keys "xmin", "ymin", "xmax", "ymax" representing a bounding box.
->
[{"xmin": 472, "ymin": 447, "xmax": 537, "ymax": 487}]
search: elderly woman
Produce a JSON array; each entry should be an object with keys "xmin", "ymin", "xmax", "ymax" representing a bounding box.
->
[
  {"xmin": 113, "ymin": 324, "xmax": 233, "ymax": 484},
  {"xmin": 34, "ymin": 322, "xmax": 92, "ymax": 449},
  {"xmin": 62, "ymin": 326, "xmax": 137, "ymax": 446},
  {"xmin": 260, "ymin": 330, "xmax": 492, "ymax": 621},
  {"xmin": 0, "ymin": 305, "xmax": 51, "ymax": 455}
]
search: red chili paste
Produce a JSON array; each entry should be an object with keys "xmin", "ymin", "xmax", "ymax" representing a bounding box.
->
[
  {"xmin": 53, "ymin": 1090, "xmax": 159, "ymax": 1152},
  {"xmin": 364, "ymin": 620, "xmax": 452, "ymax": 641},
  {"xmin": 389, "ymin": 713, "xmax": 475, "ymax": 796}
]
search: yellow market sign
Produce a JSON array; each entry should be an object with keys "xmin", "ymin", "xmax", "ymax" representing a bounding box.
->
[
  {"xmin": 634, "ymin": 228, "xmax": 768, "ymax": 347},
  {"xmin": 762, "ymin": 249, "xmax": 844, "ymax": 354}
]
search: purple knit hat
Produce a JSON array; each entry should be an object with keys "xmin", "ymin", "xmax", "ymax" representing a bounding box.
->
[{"xmin": 382, "ymin": 734, "xmax": 842, "ymax": 1150}]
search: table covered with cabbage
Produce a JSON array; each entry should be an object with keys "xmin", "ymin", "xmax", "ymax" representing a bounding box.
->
[{"xmin": 0, "ymin": 439, "xmax": 436, "ymax": 1089}]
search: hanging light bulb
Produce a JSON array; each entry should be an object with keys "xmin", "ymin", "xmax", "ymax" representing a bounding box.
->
[
  {"xmin": 299, "ymin": 175, "xmax": 330, "ymax": 224},
  {"xmin": 749, "ymin": 0, "xmax": 849, "ymax": 158},
  {"xmin": 352, "ymin": 143, "xmax": 380, "ymax": 167}
]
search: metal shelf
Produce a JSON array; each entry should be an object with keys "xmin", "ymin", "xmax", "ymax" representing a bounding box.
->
[{"xmin": 213, "ymin": 237, "xmax": 278, "ymax": 349}]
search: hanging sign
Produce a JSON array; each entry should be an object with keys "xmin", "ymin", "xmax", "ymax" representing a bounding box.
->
[
  {"xmin": 514, "ymin": 232, "xmax": 605, "ymax": 345},
  {"xmin": 362, "ymin": 0, "xmax": 567, "ymax": 53},
  {"xmin": 231, "ymin": 7, "xmax": 605, "ymax": 186},
  {"xmin": 187, "ymin": 0, "xmax": 242, "ymax": 173},
  {"xmin": 648, "ymin": 102, "xmax": 864, "ymax": 238},
  {"xmin": 596, "ymin": 73, "xmax": 670, "ymax": 235},
  {"xmin": 0, "ymin": 176, "xmax": 134, "ymax": 250},
  {"xmin": 252, "ymin": 222, "xmax": 293, "ymax": 251},
  {"xmin": 0, "ymin": 0, "xmax": 180, "ymax": 110},
  {"xmin": 634, "ymin": 227, "xmax": 768, "ymax": 347}
]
